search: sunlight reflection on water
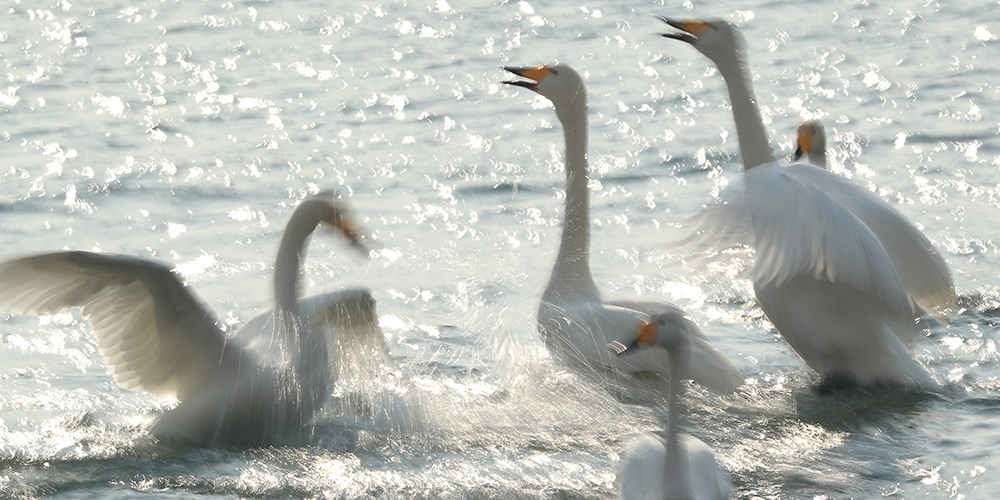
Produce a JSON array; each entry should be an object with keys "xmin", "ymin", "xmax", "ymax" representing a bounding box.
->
[{"xmin": 1, "ymin": 0, "xmax": 1000, "ymax": 498}]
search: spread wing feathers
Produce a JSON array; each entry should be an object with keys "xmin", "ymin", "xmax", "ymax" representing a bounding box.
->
[
  {"xmin": 302, "ymin": 289, "xmax": 401, "ymax": 381},
  {"xmin": 0, "ymin": 251, "xmax": 235, "ymax": 399},
  {"xmin": 784, "ymin": 163, "xmax": 956, "ymax": 322},
  {"xmin": 677, "ymin": 187, "xmax": 754, "ymax": 254},
  {"xmin": 744, "ymin": 164, "xmax": 914, "ymax": 318}
]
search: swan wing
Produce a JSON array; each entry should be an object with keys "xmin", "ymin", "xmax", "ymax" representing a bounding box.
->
[
  {"xmin": 298, "ymin": 289, "xmax": 381, "ymax": 337},
  {"xmin": 785, "ymin": 163, "xmax": 956, "ymax": 322},
  {"xmin": 303, "ymin": 289, "xmax": 401, "ymax": 376},
  {"xmin": 678, "ymin": 187, "xmax": 754, "ymax": 253},
  {"xmin": 745, "ymin": 164, "xmax": 913, "ymax": 317},
  {"xmin": 305, "ymin": 289, "xmax": 421, "ymax": 431},
  {"xmin": 235, "ymin": 288, "xmax": 388, "ymax": 369},
  {"xmin": 539, "ymin": 299, "xmax": 646, "ymax": 374},
  {"xmin": 0, "ymin": 251, "xmax": 235, "ymax": 399}
]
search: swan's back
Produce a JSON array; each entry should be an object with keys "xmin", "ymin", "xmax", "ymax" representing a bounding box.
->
[
  {"xmin": 683, "ymin": 434, "xmax": 734, "ymax": 500},
  {"xmin": 617, "ymin": 432, "xmax": 733, "ymax": 500},
  {"xmin": 617, "ymin": 433, "xmax": 667, "ymax": 500}
]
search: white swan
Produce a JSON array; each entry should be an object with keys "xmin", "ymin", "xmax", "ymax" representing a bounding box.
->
[
  {"xmin": 0, "ymin": 192, "xmax": 376, "ymax": 444},
  {"xmin": 502, "ymin": 64, "xmax": 743, "ymax": 394},
  {"xmin": 660, "ymin": 17, "xmax": 956, "ymax": 389},
  {"xmin": 792, "ymin": 119, "xmax": 826, "ymax": 168},
  {"xmin": 613, "ymin": 313, "xmax": 734, "ymax": 500}
]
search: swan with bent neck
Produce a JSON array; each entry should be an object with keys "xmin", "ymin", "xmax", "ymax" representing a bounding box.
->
[
  {"xmin": 0, "ymin": 192, "xmax": 380, "ymax": 444},
  {"xmin": 503, "ymin": 64, "xmax": 743, "ymax": 394},
  {"xmin": 661, "ymin": 17, "xmax": 955, "ymax": 390}
]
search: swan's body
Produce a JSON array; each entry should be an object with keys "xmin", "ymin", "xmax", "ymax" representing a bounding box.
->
[
  {"xmin": 503, "ymin": 64, "xmax": 742, "ymax": 394},
  {"xmin": 661, "ymin": 18, "xmax": 955, "ymax": 389},
  {"xmin": 793, "ymin": 119, "xmax": 826, "ymax": 168},
  {"xmin": 0, "ymin": 193, "xmax": 375, "ymax": 444},
  {"xmin": 614, "ymin": 314, "xmax": 733, "ymax": 500}
]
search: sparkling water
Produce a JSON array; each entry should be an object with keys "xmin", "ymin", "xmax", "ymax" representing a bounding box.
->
[{"xmin": 1, "ymin": 0, "xmax": 998, "ymax": 498}]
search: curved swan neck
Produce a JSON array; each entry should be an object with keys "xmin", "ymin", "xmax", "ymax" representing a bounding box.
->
[
  {"xmin": 274, "ymin": 199, "xmax": 327, "ymax": 313},
  {"xmin": 713, "ymin": 43, "xmax": 776, "ymax": 170},
  {"xmin": 274, "ymin": 198, "xmax": 334, "ymax": 419},
  {"xmin": 547, "ymin": 86, "xmax": 599, "ymax": 296}
]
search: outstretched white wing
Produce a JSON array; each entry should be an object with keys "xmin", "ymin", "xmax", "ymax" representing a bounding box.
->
[
  {"xmin": 743, "ymin": 163, "xmax": 914, "ymax": 319},
  {"xmin": 784, "ymin": 163, "xmax": 956, "ymax": 322},
  {"xmin": 0, "ymin": 251, "xmax": 238, "ymax": 400},
  {"xmin": 681, "ymin": 162, "xmax": 954, "ymax": 329}
]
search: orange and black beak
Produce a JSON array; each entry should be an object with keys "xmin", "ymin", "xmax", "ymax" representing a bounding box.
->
[
  {"xmin": 657, "ymin": 16, "xmax": 714, "ymax": 44},
  {"xmin": 609, "ymin": 320, "xmax": 659, "ymax": 356},
  {"xmin": 793, "ymin": 124, "xmax": 814, "ymax": 162},
  {"xmin": 336, "ymin": 215, "xmax": 370, "ymax": 256},
  {"xmin": 502, "ymin": 65, "xmax": 554, "ymax": 91}
]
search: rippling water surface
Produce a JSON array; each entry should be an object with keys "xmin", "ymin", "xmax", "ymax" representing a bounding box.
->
[{"xmin": 1, "ymin": 0, "xmax": 999, "ymax": 498}]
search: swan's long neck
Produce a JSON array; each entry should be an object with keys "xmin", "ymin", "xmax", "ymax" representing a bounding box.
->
[
  {"xmin": 714, "ymin": 45, "xmax": 776, "ymax": 170},
  {"xmin": 664, "ymin": 338, "xmax": 692, "ymax": 496},
  {"xmin": 545, "ymin": 88, "xmax": 599, "ymax": 299},
  {"xmin": 274, "ymin": 201, "xmax": 326, "ymax": 314},
  {"xmin": 273, "ymin": 199, "xmax": 332, "ymax": 418}
]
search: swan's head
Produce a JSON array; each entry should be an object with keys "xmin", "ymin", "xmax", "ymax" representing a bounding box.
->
[
  {"xmin": 609, "ymin": 312, "xmax": 691, "ymax": 356},
  {"xmin": 503, "ymin": 63, "xmax": 587, "ymax": 120},
  {"xmin": 793, "ymin": 119, "xmax": 827, "ymax": 168},
  {"xmin": 658, "ymin": 16, "xmax": 745, "ymax": 68},
  {"xmin": 301, "ymin": 192, "xmax": 368, "ymax": 253}
]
